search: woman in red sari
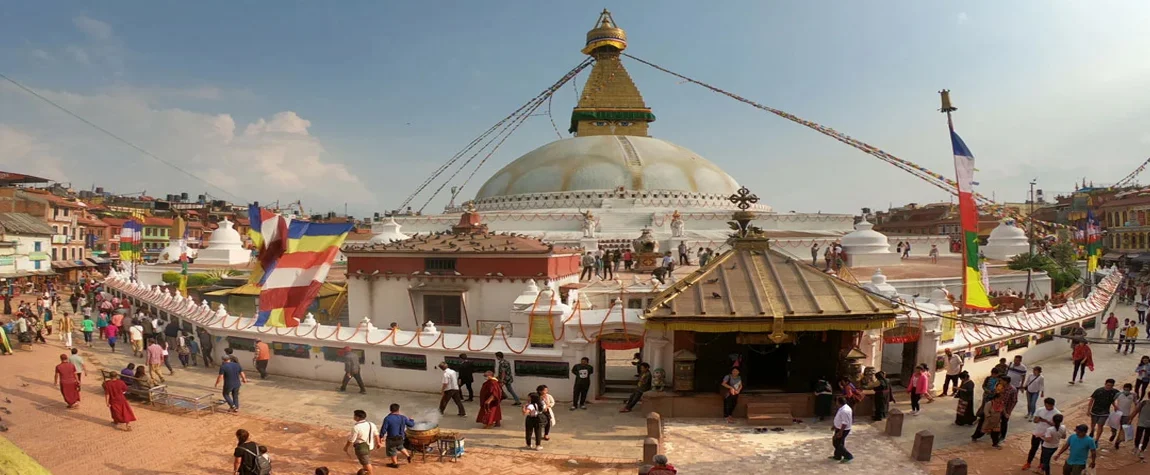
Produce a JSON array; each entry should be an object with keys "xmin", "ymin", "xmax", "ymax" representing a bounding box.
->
[
  {"xmin": 53, "ymin": 354, "xmax": 81, "ymax": 408},
  {"xmin": 476, "ymin": 370, "xmax": 503, "ymax": 429},
  {"xmin": 102, "ymin": 372, "xmax": 136, "ymax": 430}
]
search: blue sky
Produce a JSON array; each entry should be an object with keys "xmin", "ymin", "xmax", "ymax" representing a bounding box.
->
[{"xmin": 4, "ymin": 2, "xmax": 1150, "ymax": 216}]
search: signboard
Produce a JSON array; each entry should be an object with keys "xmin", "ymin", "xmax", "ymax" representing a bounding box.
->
[
  {"xmin": 528, "ymin": 314, "xmax": 555, "ymax": 348},
  {"xmin": 940, "ymin": 311, "xmax": 957, "ymax": 343},
  {"xmin": 51, "ymin": 235, "xmax": 69, "ymax": 244},
  {"xmin": 882, "ymin": 325, "xmax": 922, "ymax": 344},
  {"xmin": 514, "ymin": 360, "xmax": 570, "ymax": 379},
  {"xmin": 381, "ymin": 352, "xmax": 427, "ymax": 371},
  {"xmin": 477, "ymin": 320, "xmax": 512, "ymax": 337},
  {"xmin": 28, "ymin": 252, "xmax": 49, "ymax": 261},
  {"xmin": 271, "ymin": 342, "xmax": 310, "ymax": 359},
  {"xmin": 0, "ymin": 257, "xmax": 13, "ymax": 266}
]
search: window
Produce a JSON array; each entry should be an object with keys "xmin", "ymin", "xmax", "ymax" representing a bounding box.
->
[
  {"xmin": 626, "ymin": 298, "xmax": 644, "ymax": 309},
  {"xmin": 380, "ymin": 352, "xmax": 427, "ymax": 370},
  {"xmin": 322, "ymin": 347, "xmax": 364, "ymax": 363},
  {"xmin": 423, "ymin": 294, "xmax": 462, "ymax": 326},
  {"xmin": 424, "ymin": 258, "xmax": 457, "ymax": 274},
  {"xmin": 63, "ymin": 208, "xmax": 69, "ymax": 217},
  {"xmin": 52, "ymin": 248, "xmax": 58, "ymax": 260},
  {"xmin": 514, "ymin": 360, "xmax": 570, "ymax": 379},
  {"xmin": 63, "ymin": 226, "xmax": 69, "ymax": 237},
  {"xmin": 34, "ymin": 241, "xmax": 41, "ymax": 252},
  {"xmin": 52, "ymin": 225, "xmax": 58, "ymax": 234},
  {"xmin": 270, "ymin": 342, "xmax": 310, "ymax": 359}
]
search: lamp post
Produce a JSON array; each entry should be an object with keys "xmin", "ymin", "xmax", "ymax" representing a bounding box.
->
[{"xmin": 1023, "ymin": 179, "xmax": 1037, "ymax": 307}]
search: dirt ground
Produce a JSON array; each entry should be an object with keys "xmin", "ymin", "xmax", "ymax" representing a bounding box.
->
[
  {"xmin": 926, "ymin": 386, "xmax": 1146, "ymax": 475},
  {"xmin": 0, "ymin": 337, "xmax": 636, "ymax": 475}
]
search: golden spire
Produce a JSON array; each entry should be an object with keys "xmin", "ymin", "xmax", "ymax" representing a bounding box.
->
[{"xmin": 569, "ymin": 9, "xmax": 655, "ymax": 137}]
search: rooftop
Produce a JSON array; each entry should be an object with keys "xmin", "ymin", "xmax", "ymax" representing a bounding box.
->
[
  {"xmin": 0, "ymin": 212, "xmax": 55, "ymax": 236},
  {"xmin": 343, "ymin": 231, "xmax": 580, "ymax": 255},
  {"xmin": 850, "ymin": 256, "xmax": 1027, "ymax": 280}
]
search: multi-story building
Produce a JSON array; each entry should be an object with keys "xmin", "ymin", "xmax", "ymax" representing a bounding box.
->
[
  {"xmin": 1098, "ymin": 193, "xmax": 1150, "ymax": 252},
  {"xmin": 872, "ymin": 202, "xmax": 999, "ymax": 241},
  {"xmin": 0, "ymin": 212, "xmax": 53, "ymax": 275},
  {"xmin": 142, "ymin": 216, "xmax": 173, "ymax": 260}
]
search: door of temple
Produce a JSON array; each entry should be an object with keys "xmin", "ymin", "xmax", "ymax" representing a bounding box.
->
[{"xmin": 597, "ymin": 333, "xmax": 643, "ymax": 399}]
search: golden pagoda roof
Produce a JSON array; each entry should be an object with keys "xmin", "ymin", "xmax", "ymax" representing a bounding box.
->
[
  {"xmin": 644, "ymin": 240, "xmax": 902, "ymax": 333},
  {"xmin": 582, "ymin": 9, "xmax": 628, "ymax": 55},
  {"xmin": 570, "ymin": 9, "xmax": 654, "ymax": 136}
]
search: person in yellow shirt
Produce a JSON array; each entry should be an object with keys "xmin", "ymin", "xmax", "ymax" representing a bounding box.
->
[{"xmin": 1124, "ymin": 324, "xmax": 1140, "ymax": 355}]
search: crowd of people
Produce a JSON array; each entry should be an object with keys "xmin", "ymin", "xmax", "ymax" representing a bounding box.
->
[{"xmin": 577, "ymin": 245, "xmax": 719, "ymax": 283}]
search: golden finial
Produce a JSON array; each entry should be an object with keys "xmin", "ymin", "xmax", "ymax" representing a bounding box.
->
[
  {"xmin": 583, "ymin": 9, "xmax": 627, "ymax": 55},
  {"xmin": 938, "ymin": 89, "xmax": 957, "ymax": 113}
]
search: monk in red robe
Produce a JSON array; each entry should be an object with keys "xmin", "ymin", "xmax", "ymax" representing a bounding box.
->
[
  {"xmin": 102, "ymin": 372, "xmax": 136, "ymax": 430},
  {"xmin": 53, "ymin": 354, "xmax": 81, "ymax": 408},
  {"xmin": 476, "ymin": 370, "xmax": 502, "ymax": 429}
]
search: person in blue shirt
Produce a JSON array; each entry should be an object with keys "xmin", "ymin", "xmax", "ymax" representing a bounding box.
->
[
  {"xmin": 214, "ymin": 355, "xmax": 247, "ymax": 412},
  {"xmin": 1052, "ymin": 424, "xmax": 1096, "ymax": 475},
  {"xmin": 381, "ymin": 403, "xmax": 415, "ymax": 468}
]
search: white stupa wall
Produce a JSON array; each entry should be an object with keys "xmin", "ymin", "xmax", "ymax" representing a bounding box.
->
[
  {"xmin": 842, "ymin": 219, "xmax": 901, "ymax": 267},
  {"xmin": 983, "ymin": 220, "xmax": 1031, "ymax": 261}
]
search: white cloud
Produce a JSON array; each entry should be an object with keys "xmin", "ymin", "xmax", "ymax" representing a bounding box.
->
[
  {"xmin": 0, "ymin": 84, "xmax": 373, "ymax": 209},
  {"xmin": 73, "ymin": 15, "xmax": 113, "ymax": 40},
  {"xmin": 957, "ymin": 12, "xmax": 969, "ymax": 25},
  {"xmin": 65, "ymin": 45, "xmax": 90, "ymax": 64},
  {"xmin": 0, "ymin": 126, "xmax": 70, "ymax": 182}
]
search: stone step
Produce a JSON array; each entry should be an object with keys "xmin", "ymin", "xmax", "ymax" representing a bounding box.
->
[
  {"xmin": 746, "ymin": 412, "xmax": 794, "ymax": 426},
  {"xmin": 745, "ymin": 403, "xmax": 793, "ymax": 413}
]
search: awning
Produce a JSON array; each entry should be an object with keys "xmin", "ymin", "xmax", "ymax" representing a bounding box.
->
[
  {"xmin": 1102, "ymin": 252, "xmax": 1124, "ymax": 261},
  {"xmin": 51, "ymin": 260, "xmax": 79, "ymax": 269},
  {"xmin": 86, "ymin": 257, "xmax": 110, "ymax": 265},
  {"xmin": 75, "ymin": 259, "xmax": 96, "ymax": 268},
  {"xmin": 0, "ymin": 271, "xmax": 32, "ymax": 279}
]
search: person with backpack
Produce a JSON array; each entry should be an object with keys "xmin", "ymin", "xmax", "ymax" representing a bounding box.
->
[
  {"xmin": 233, "ymin": 428, "xmax": 271, "ymax": 475},
  {"xmin": 345, "ymin": 409, "xmax": 379, "ymax": 474}
]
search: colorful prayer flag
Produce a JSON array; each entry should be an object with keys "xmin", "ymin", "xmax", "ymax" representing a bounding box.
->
[
  {"xmin": 178, "ymin": 224, "xmax": 189, "ymax": 297},
  {"xmin": 255, "ymin": 219, "xmax": 353, "ymax": 327},
  {"xmin": 1085, "ymin": 207, "xmax": 1101, "ymax": 273},
  {"xmin": 118, "ymin": 220, "xmax": 142, "ymax": 262},
  {"xmin": 247, "ymin": 205, "xmax": 288, "ymax": 285},
  {"xmin": 949, "ymin": 125, "xmax": 993, "ymax": 310}
]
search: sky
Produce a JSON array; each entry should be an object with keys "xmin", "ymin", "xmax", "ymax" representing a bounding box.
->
[{"xmin": 4, "ymin": 1, "xmax": 1150, "ymax": 217}]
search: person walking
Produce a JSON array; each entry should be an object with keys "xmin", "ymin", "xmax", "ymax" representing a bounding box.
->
[
  {"xmin": 721, "ymin": 367, "xmax": 742, "ymax": 424},
  {"xmin": 1052, "ymin": 424, "xmax": 1097, "ymax": 475},
  {"xmin": 457, "ymin": 354, "xmax": 475, "ymax": 401},
  {"xmin": 971, "ymin": 375, "xmax": 1009, "ymax": 448},
  {"xmin": 476, "ymin": 370, "xmax": 503, "ymax": 429},
  {"xmin": 53, "ymin": 353, "xmax": 81, "ymax": 408},
  {"xmin": 80, "ymin": 315, "xmax": 94, "ymax": 348},
  {"xmin": 579, "ymin": 252, "xmax": 594, "ymax": 281},
  {"xmin": 437, "ymin": 362, "xmax": 466, "ymax": 417},
  {"xmin": 831, "ymin": 396, "xmax": 854, "ymax": 463},
  {"xmin": 1022, "ymin": 397, "xmax": 1060, "ymax": 471},
  {"xmin": 1113, "ymin": 383, "xmax": 1137, "ymax": 450},
  {"xmin": 811, "ymin": 243, "xmax": 819, "ymax": 267},
  {"xmin": 1006, "ymin": 355, "xmax": 1027, "ymax": 395},
  {"xmin": 620, "ymin": 363, "xmax": 651, "ymax": 413},
  {"xmin": 623, "ymin": 249, "xmax": 633, "ymax": 271},
  {"xmin": 232, "ymin": 429, "xmax": 266, "ymax": 475},
  {"xmin": 381, "ymin": 404, "xmax": 414, "ymax": 468},
  {"xmin": 101, "ymin": 372, "xmax": 136, "ymax": 431},
  {"xmin": 1086, "ymin": 379, "xmax": 1119, "ymax": 440},
  {"xmin": 522, "ymin": 392, "xmax": 545, "ymax": 450},
  {"xmin": 253, "ymin": 338, "xmax": 271, "ymax": 379},
  {"xmin": 929, "ymin": 244, "xmax": 939, "ymax": 263},
  {"xmin": 1022, "ymin": 366, "xmax": 1046, "ymax": 420},
  {"xmin": 1130, "ymin": 396, "xmax": 1150, "ymax": 461},
  {"xmin": 570, "ymin": 357, "xmax": 593, "ymax": 410},
  {"xmin": 198, "ymin": 327, "xmax": 215, "ymax": 368},
  {"xmin": 339, "ymin": 347, "xmax": 366, "ymax": 394},
  {"xmin": 907, "ymin": 366, "xmax": 932, "ymax": 415},
  {"xmin": 1136, "ymin": 355, "xmax": 1150, "ymax": 400},
  {"xmin": 1124, "ymin": 323, "xmax": 1140, "ymax": 354},
  {"xmin": 1069, "ymin": 341, "xmax": 1093, "ymax": 385},
  {"xmin": 941, "ymin": 348, "xmax": 964, "ymax": 396},
  {"xmin": 215, "ymin": 355, "xmax": 248, "ymax": 413},
  {"xmin": 1039, "ymin": 414, "xmax": 1067, "ymax": 475},
  {"xmin": 677, "ymin": 242, "xmax": 689, "ymax": 266},
  {"xmin": 58, "ymin": 312, "xmax": 74, "ymax": 349},
  {"xmin": 128, "ymin": 320, "xmax": 144, "ymax": 357},
  {"xmin": 144, "ymin": 338, "xmax": 166, "ymax": 384},
  {"xmin": 186, "ymin": 336, "xmax": 200, "ymax": 367},
  {"xmin": 495, "ymin": 352, "xmax": 520, "ymax": 406},
  {"xmin": 162, "ymin": 319, "xmax": 180, "ymax": 354},
  {"xmin": 344, "ymin": 409, "xmax": 379, "ymax": 475},
  {"xmin": 68, "ymin": 347, "xmax": 87, "ymax": 384},
  {"xmin": 1105, "ymin": 312, "xmax": 1120, "ymax": 341},
  {"xmin": 1119, "ymin": 320, "xmax": 1131, "ymax": 353}
]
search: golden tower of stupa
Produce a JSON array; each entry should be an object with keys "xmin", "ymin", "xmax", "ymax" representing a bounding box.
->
[{"xmin": 569, "ymin": 9, "xmax": 656, "ymax": 137}]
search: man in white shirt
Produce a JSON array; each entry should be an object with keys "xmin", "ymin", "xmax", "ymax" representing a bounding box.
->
[
  {"xmin": 830, "ymin": 396, "xmax": 853, "ymax": 463},
  {"xmin": 437, "ymin": 362, "xmax": 466, "ymax": 417},
  {"xmin": 1023, "ymin": 397, "xmax": 1060, "ymax": 471},
  {"xmin": 343, "ymin": 409, "xmax": 379, "ymax": 474},
  {"xmin": 941, "ymin": 348, "xmax": 964, "ymax": 397},
  {"xmin": 129, "ymin": 323, "xmax": 145, "ymax": 357}
]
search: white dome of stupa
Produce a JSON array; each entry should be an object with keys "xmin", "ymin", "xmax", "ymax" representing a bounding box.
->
[
  {"xmin": 157, "ymin": 241, "xmax": 197, "ymax": 263},
  {"xmin": 367, "ymin": 217, "xmax": 410, "ymax": 245},
  {"xmin": 983, "ymin": 219, "xmax": 1030, "ymax": 260},
  {"xmin": 194, "ymin": 218, "xmax": 248, "ymax": 266},
  {"xmin": 841, "ymin": 219, "xmax": 891, "ymax": 255},
  {"xmin": 473, "ymin": 136, "xmax": 763, "ymax": 211}
]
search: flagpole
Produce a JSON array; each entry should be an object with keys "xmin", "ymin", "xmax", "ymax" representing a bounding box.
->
[{"xmin": 939, "ymin": 89, "xmax": 964, "ymax": 315}]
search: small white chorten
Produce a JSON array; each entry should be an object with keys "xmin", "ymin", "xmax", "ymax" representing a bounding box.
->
[
  {"xmin": 367, "ymin": 217, "xmax": 411, "ymax": 245},
  {"xmin": 860, "ymin": 269, "xmax": 899, "ymax": 298},
  {"xmin": 195, "ymin": 218, "xmax": 249, "ymax": 266},
  {"xmin": 841, "ymin": 219, "xmax": 900, "ymax": 267},
  {"xmin": 982, "ymin": 220, "xmax": 1030, "ymax": 261}
]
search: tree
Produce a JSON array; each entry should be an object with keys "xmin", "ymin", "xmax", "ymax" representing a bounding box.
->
[{"xmin": 1006, "ymin": 242, "xmax": 1081, "ymax": 293}]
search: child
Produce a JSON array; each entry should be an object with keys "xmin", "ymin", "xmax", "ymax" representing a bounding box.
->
[
  {"xmin": 258, "ymin": 445, "xmax": 272, "ymax": 472},
  {"xmin": 186, "ymin": 336, "xmax": 200, "ymax": 367},
  {"xmin": 81, "ymin": 315, "xmax": 95, "ymax": 347}
]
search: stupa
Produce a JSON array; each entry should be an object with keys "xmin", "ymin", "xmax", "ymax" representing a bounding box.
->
[
  {"xmin": 157, "ymin": 215, "xmax": 198, "ymax": 263},
  {"xmin": 194, "ymin": 218, "xmax": 249, "ymax": 266},
  {"xmin": 390, "ymin": 9, "xmax": 853, "ymax": 251},
  {"xmin": 982, "ymin": 219, "xmax": 1030, "ymax": 261},
  {"xmin": 841, "ymin": 218, "xmax": 899, "ymax": 267},
  {"xmin": 367, "ymin": 216, "xmax": 411, "ymax": 245}
]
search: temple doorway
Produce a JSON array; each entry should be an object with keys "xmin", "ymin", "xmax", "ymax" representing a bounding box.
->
[
  {"xmin": 597, "ymin": 333, "xmax": 642, "ymax": 398},
  {"xmin": 880, "ymin": 325, "xmax": 921, "ymax": 386},
  {"xmin": 691, "ymin": 332, "xmax": 847, "ymax": 393}
]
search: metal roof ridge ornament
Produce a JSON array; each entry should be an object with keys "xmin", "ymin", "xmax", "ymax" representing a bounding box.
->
[{"xmin": 727, "ymin": 186, "xmax": 764, "ymax": 243}]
